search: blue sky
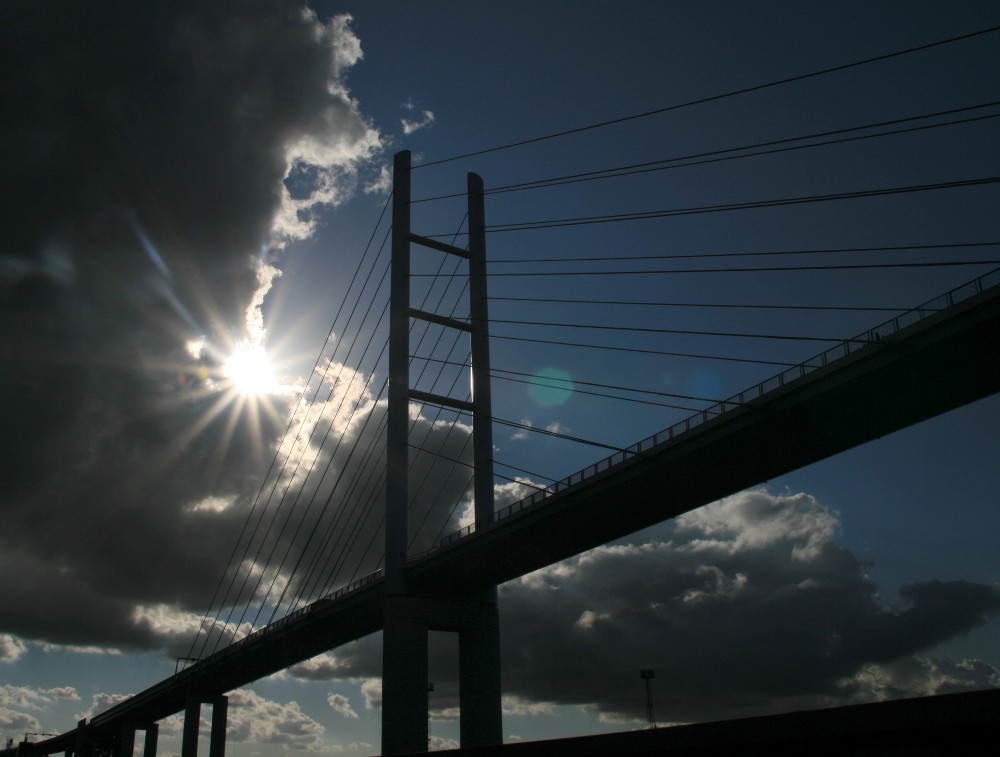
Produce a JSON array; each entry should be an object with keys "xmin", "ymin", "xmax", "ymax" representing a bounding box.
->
[{"xmin": 2, "ymin": 1, "xmax": 999, "ymax": 753}]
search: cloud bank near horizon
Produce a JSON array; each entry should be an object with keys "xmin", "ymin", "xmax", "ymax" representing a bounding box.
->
[{"xmin": 287, "ymin": 490, "xmax": 1000, "ymax": 724}]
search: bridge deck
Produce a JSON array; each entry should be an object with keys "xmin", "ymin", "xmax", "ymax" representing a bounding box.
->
[{"xmin": 407, "ymin": 274, "xmax": 1000, "ymax": 595}]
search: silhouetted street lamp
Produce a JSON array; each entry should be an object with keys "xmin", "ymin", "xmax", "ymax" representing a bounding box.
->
[{"xmin": 639, "ymin": 669, "xmax": 656, "ymax": 728}]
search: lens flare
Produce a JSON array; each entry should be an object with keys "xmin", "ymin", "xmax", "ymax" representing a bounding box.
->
[
  {"xmin": 224, "ymin": 344, "xmax": 277, "ymax": 395},
  {"xmin": 529, "ymin": 367, "xmax": 575, "ymax": 407}
]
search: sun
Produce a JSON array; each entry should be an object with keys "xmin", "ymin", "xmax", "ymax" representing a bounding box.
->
[{"xmin": 224, "ymin": 343, "xmax": 277, "ymax": 395}]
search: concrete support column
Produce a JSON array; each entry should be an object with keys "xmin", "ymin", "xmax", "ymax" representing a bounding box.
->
[
  {"xmin": 117, "ymin": 725, "xmax": 136, "ymax": 757},
  {"xmin": 209, "ymin": 697, "xmax": 227, "ymax": 757},
  {"xmin": 181, "ymin": 701, "xmax": 200, "ymax": 757},
  {"xmin": 142, "ymin": 724, "xmax": 159, "ymax": 757},
  {"xmin": 459, "ymin": 603, "xmax": 503, "ymax": 748},
  {"xmin": 381, "ymin": 597, "xmax": 429, "ymax": 755},
  {"xmin": 385, "ymin": 148, "xmax": 411, "ymax": 597},
  {"xmin": 74, "ymin": 719, "xmax": 89, "ymax": 757}
]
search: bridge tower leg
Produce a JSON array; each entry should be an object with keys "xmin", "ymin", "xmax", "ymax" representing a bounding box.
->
[
  {"xmin": 457, "ymin": 166, "xmax": 503, "ymax": 749},
  {"xmin": 382, "ymin": 150, "xmax": 502, "ymax": 754}
]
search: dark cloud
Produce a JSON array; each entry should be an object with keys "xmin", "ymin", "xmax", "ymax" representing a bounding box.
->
[
  {"xmin": 0, "ymin": 1, "xmax": 384, "ymax": 651},
  {"xmin": 0, "ymin": 356, "xmax": 474, "ymax": 653},
  {"xmin": 495, "ymin": 491, "xmax": 1000, "ymax": 722},
  {"xmin": 294, "ymin": 489, "xmax": 999, "ymax": 723}
]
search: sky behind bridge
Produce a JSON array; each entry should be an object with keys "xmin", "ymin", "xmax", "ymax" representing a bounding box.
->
[{"xmin": 2, "ymin": 1, "xmax": 999, "ymax": 753}]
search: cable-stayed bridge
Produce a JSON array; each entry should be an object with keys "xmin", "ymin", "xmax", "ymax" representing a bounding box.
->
[
  {"xmin": 19, "ymin": 151, "xmax": 1000, "ymax": 753},
  {"xmin": 13, "ymin": 23, "xmax": 1000, "ymax": 757}
]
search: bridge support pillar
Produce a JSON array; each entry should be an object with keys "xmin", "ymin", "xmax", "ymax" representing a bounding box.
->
[
  {"xmin": 382, "ymin": 597, "xmax": 430, "ymax": 755},
  {"xmin": 182, "ymin": 701, "xmax": 200, "ymax": 757},
  {"xmin": 117, "ymin": 723, "xmax": 157, "ymax": 757},
  {"xmin": 142, "ymin": 724, "xmax": 159, "ymax": 757},
  {"xmin": 209, "ymin": 696, "xmax": 228, "ymax": 757},
  {"xmin": 459, "ymin": 601, "xmax": 502, "ymax": 748},
  {"xmin": 117, "ymin": 724, "xmax": 135, "ymax": 757},
  {"xmin": 73, "ymin": 719, "xmax": 91, "ymax": 757},
  {"xmin": 180, "ymin": 697, "xmax": 227, "ymax": 757},
  {"xmin": 381, "ymin": 595, "xmax": 501, "ymax": 754}
]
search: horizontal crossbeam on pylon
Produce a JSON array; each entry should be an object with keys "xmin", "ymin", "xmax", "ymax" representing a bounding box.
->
[
  {"xmin": 409, "ymin": 233, "xmax": 471, "ymax": 259},
  {"xmin": 409, "ymin": 307, "xmax": 473, "ymax": 332},
  {"xmin": 409, "ymin": 388, "xmax": 475, "ymax": 413}
]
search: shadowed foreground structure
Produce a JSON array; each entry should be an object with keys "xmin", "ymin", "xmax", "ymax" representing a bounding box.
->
[{"xmin": 420, "ymin": 689, "xmax": 999, "ymax": 756}]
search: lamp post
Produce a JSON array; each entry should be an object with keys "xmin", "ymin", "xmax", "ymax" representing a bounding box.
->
[{"xmin": 639, "ymin": 670, "xmax": 656, "ymax": 728}]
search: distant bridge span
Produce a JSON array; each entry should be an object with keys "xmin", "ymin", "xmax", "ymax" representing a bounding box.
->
[{"xmin": 24, "ymin": 273, "xmax": 1000, "ymax": 756}]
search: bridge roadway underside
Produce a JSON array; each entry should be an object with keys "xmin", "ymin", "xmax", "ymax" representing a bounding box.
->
[{"xmin": 30, "ymin": 284, "xmax": 1000, "ymax": 755}]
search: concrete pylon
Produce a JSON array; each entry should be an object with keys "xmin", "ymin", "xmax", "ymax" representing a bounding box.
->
[{"xmin": 381, "ymin": 151, "xmax": 502, "ymax": 754}]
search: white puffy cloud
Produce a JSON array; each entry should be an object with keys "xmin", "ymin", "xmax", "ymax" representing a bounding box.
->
[
  {"xmin": 363, "ymin": 164, "xmax": 392, "ymax": 195},
  {"xmin": 843, "ymin": 656, "xmax": 1000, "ymax": 700},
  {"xmin": 288, "ymin": 653, "xmax": 350, "ymax": 681},
  {"xmin": 0, "ymin": 686, "xmax": 80, "ymax": 710},
  {"xmin": 495, "ymin": 479, "xmax": 546, "ymax": 509},
  {"xmin": 501, "ymin": 696, "xmax": 555, "ymax": 717},
  {"xmin": 226, "ymin": 689, "xmax": 325, "ymax": 750},
  {"xmin": 428, "ymin": 734, "xmax": 458, "ymax": 750},
  {"xmin": 510, "ymin": 420, "xmax": 532, "ymax": 442},
  {"xmin": 0, "ymin": 635, "xmax": 26, "ymax": 663},
  {"xmin": 402, "ymin": 111, "xmax": 435, "ymax": 135},
  {"xmin": 75, "ymin": 693, "xmax": 132, "ymax": 722},
  {"xmin": 326, "ymin": 693, "xmax": 358, "ymax": 719},
  {"xmin": 0, "ymin": 707, "xmax": 41, "ymax": 736},
  {"xmin": 360, "ymin": 679, "xmax": 382, "ymax": 711},
  {"xmin": 400, "ymin": 103, "xmax": 436, "ymax": 136}
]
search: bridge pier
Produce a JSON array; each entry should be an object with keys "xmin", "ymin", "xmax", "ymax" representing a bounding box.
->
[
  {"xmin": 209, "ymin": 697, "xmax": 227, "ymax": 757},
  {"xmin": 116, "ymin": 723, "xmax": 157, "ymax": 757},
  {"xmin": 458, "ymin": 600, "xmax": 502, "ymax": 748},
  {"xmin": 382, "ymin": 595, "xmax": 502, "ymax": 754},
  {"xmin": 142, "ymin": 724, "xmax": 159, "ymax": 757},
  {"xmin": 181, "ymin": 696, "xmax": 227, "ymax": 757},
  {"xmin": 73, "ymin": 719, "xmax": 90, "ymax": 757},
  {"xmin": 182, "ymin": 700, "xmax": 199, "ymax": 757},
  {"xmin": 117, "ymin": 724, "xmax": 134, "ymax": 757},
  {"xmin": 382, "ymin": 598, "xmax": 430, "ymax": 754}
]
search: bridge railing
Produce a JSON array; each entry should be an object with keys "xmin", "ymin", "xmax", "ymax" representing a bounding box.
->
[
  {"xmin": 419, "ymin": 268, "xmax": 999, "ymax": 556},
  {"xmin": 175, "ymin": 570, "xmax": 386, "ymax": 674}
]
